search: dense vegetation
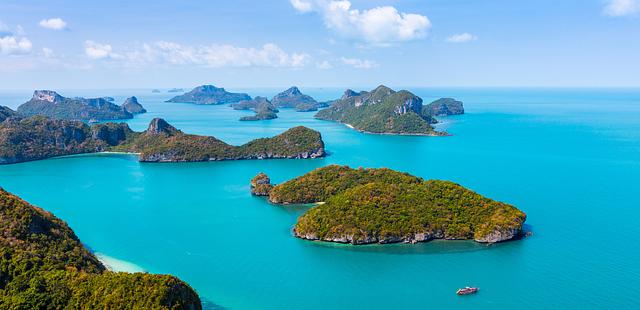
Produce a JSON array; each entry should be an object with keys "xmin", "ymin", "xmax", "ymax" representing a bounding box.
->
[
  {"xmin": 0, "ymin": 188, "xmax": 201, "ymax": 309},
  {"xmin": 166, "ymin": 85, "xmax": 251, "ymax": 105},
  {"xmin": 422, "ymin": 98, "xmax": 465, "ymax": 116},
  {"xmin": 17, "ymin": 90, "xmax": 134, "ymax": 121},
  {"xmin": 0, "ymin": 106, "xmax": 17, "ymax": 122},
  {"xmin": 267, "ymin": 165, "xmax": 526, "ymax": 244},
  {"xmin": 250, "ymin": 173, "xmax": 274, "ymax": 196},
  {"xmin": 0, "ymin": 116, "xmax": 325, "ymax": 164},
  {"xmin": 271, "ymin": 87, "xmax": 324, "ymax": 111},
  {"xmin": 315, "ymin": 86, "xmax": 465, "ymax": 135},
  {"xmin": 235, "ymin": 97, "xmax": 280, "ymax": 121},
  {"xmin": 315, "ymin": 85, "xmax": 440, "ymax": 135}
]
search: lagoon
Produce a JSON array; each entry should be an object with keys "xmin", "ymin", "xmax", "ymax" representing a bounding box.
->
[{"xmin": 1, "ymin": 88, "xmax": 639, "ymax": 309}]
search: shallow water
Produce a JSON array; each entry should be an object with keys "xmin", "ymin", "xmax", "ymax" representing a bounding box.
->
[{"xmin": 1, "ymin": 88, "xmax": 639, "ymax": 309}]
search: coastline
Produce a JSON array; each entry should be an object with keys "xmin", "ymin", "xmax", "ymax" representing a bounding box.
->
[{"xmin": 340, "ymin": 122, "xmax": 447, "ymax": 137}]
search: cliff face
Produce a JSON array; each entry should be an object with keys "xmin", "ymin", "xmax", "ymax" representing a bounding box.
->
[
  {"xmin": 267, "ymin": 165, "xmax": 526, "ymax": 245},
  {"xmin": 166, "ymin": 85, "xmax": 251, "ymax": 105},
  {"xmin": 0, "ymin": 188, "xmax": 202, "ymax": 309},
  {"xmin": 17, "ymin": 90, "xmax": 133, "ymax": 121}
]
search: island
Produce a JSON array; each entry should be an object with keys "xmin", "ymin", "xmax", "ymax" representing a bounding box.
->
[
  {"xmin": 166, "ymin": 85, "xmax": 251, "ymax": 105},
  {"xmin": 255, "ymin": 165, "xmax": 526, "ymax": 244},
  {"xmin": 233, "ymin": 97, "xmax": 279, "ymax": 121},
  {"xmin": 0, "ymin": 188, "xmax": 201, "ymax": 309},
  {"xmin": 250, "ymin": 172, "xmax": 274, "ymax": 196},
  {"xmin": 16, "ymin": 90, "xmax": 147, "ymax": 121},
  {"xmin": 0, "ymin": 116, "xmax": 325, "ymax": 164},
  {"xmin": 272, "ymin": 86, "xmax": 323, "ymax": 112},
  {"xmin": 422, "ymin": 98, "xmax": 464, "ymax": 116},
  {"xmin": 152, "ymin": 89, "xmax": 161, "ymax": 93},
  {"xmin": 167, "ymin": 88, "xmax": 184, "ymax": 93},
  {"xmin": 315, "ymin": 86, "xmax": 464, "ymax": 135},
  {"xmin": 122, "ymin": 96, "xmax": 147, "ymax": 114}
]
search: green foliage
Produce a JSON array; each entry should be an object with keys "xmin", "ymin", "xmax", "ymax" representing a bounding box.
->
[
  {"xmin": 17, "ymin": 92, "xmax": 132, "ymax": 121},
  {"xmin": 0, "ymin": 116, "xmax": 324, "ymax": 164},
  {"xmin": 268, "ymin": 165, "xmax": 526, "ymax": 244},
  {"xmin": 0, "ymin": 106, "xmax": 17, "ymax": 122},
  {"xmin": 0, "ymin": 188, "xmax": 201, "ymax": 309},
  {"xmin": 166, "ymin": 85, "xmax": 250, "ymax": 105},
  {"xmin": 422, "ymin": 98, "xmax": 464, "ymax": 117},
  {"xmin": 315, "ymin": 86, "xmax": 438, "ymax": 135}
]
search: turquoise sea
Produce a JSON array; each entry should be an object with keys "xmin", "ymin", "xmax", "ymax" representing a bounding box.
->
[{"xmin": 1, "ymin": 88, "xmax": 639, "ymax": 309}]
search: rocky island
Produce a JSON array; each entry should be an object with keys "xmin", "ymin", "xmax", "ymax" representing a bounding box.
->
[
  {"xmin": 122, "ymin": 96, "xmax": 147, "ymax": 114},
  {"xmin": 0, "ymin": 116, "xmax": 325, "ymax": 164},
  {"xmin": 315, "ymin": 86, "xmax": 464, "ymax": 135},
  {"xmin": 272, "ymin": 87, "xmax": 324, "ymax": 112},
  {"xmin": 232, "ymin": 97, "xmax": 279, "ymax": 121},
  {"xmin": 166, "ymin": 85, "xmax": 251, "ymax": 105},
  {"xmin": 16, "ymin": 90, "xmax": 147, "ymax": 121},
  {"xmin": 256, "ymin": 165, "xmax": 526, "ymax": 244},
  {"xmin": 423, "ymin": 98, "xmax": 465, "ymax": 116},
  {"xmin": 0, "ymin": 188, "xmax": 201, "ymax": 309}
]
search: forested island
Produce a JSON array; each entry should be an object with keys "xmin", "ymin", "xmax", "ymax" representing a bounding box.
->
[
  {"xmin": 0, "ymin": 116, "xmax": 325, "ymax": 164},
  {"xmin": 254, "ymin": 165, "xmax": 526, "ymax": 244},
  {"xmin": 16, "ymin": 90, "xmax": 147, "ymax": 121},
  {"xmin": 166, "ymin": 85, "xmax": 251, "ymax": 105},
  {"xmin": 315, "ymin": 86, "xmax": 464, "ymax": 135},
  {"xmin": 272, "ymin": 86, "xmax": 327, "ymax": 112},
  {"xmin": 233, "ymin": 97, "xmax": 279, "ymax": 121},
  {"xmin": 0, "ymin": 188, "xmax": 201, "ymax": 309}
]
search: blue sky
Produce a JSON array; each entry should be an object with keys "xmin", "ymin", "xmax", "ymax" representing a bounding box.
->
[{"xmin": 0, "ymin": 0, "xmax": 639, "ymax": 89}]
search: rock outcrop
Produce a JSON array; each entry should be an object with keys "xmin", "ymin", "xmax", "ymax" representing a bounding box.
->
[
  {"xmin": 122, "ymin": 96, "xmax": 147, "ymax": 114},
  {"xmin": 250, "ymin": 173, "xmax": 274, "ymax": 196}
]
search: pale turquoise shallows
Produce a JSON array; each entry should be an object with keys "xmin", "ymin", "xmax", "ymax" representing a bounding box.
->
[{"xmin": 1, "ymin": 88, "xmax": 639, "ymax": 309}]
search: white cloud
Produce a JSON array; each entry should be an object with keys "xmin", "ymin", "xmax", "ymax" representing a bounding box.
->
[
  {"xmin": 0, "ymin": 35, "xmax": 32, "ymax": 55},
  {"xmin": 84, "ymin": 41, "xmax": 309, "ymax": 68},
  {"xmin": 290, "ymin": 0, "xmax": 313, "ymax": 13},
  {"xmin": 290, "ymin": 0, "xmax": 430, "ymax": 46},
  {"xmin": 316, "ymin": 60, "xmax": 333, "ymax": 69},
  {"xmin": 604, "ymin": 0, "xmax": 640, "ymax": 16},
  {"xmin": 39, "ymin": 18, "xmax": 67, "ymax": 30},
  {"xmin": 340, "ymin": 57, "xmax": 376, "ymax": 69},
  {"xmin": 446, "ymin": 33, "xmax": 478, "ymax": 43},
  {"xmin": 42, "ymin": 47, "xmax": 54, "ymax": 58},
  {"xmin": 85, "ymin": 40, "xmax": 117, "ymax": 59}
]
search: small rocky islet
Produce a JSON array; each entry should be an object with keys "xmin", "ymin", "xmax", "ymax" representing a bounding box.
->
[
  {"xmin": 0, "ymin": 187, "xmax": 201, "ymax": 309},
  {"xmin": 251, "ymin": 165, "xmax": 526, "ymax": 245}
]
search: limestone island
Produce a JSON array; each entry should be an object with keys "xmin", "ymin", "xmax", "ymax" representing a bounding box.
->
[
  {"xmin": 272, "ymin": 86, "xmax": 327, "ymax": 112},
  {"xmin": 232, "ymin": 97, "xmax": 279, "ymax": 121},
  {"xmin": 122, "ymin": 96, "xmax": 147, "ymax": 114},
  {"xmin": 253, "ymin": 165, "xmax": 526, "ymax": 244},
  {"xmin": 0, "ymin": 187, "xmax": 201, "ymax": 309},
  {"xmin": 167, "ymin": 88, "xmax": 184, "ymax": 93},
  {"xmin": 166, "ymin": 85, "xmax": 251, "ymax": 105},
  {"xmin": 0, "ymin": 116, "xmax": 326, "ymax": 164},
  {"xmin": 315, "ymin": 85, "xmax": 464, "ymax": 135},
  {"xmin": 16, "ymin": 90, "xmax": 147, "ymax": 121}
]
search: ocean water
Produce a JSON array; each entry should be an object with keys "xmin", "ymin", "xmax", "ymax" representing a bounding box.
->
[{"xmin": 1, "ymin": 88, "xmax": 639, "ymax": 309}]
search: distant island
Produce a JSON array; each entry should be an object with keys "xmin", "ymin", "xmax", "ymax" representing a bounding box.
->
[
  {"xmin": 0, "ymin": 116, "xmax": 325, "ymax": 164},
  {"xmin": 167, "ymin": 88, "xmax": 184, "ymax": 93},
  {"xmin": 272, "ymin": 86, "xmax": 326, "ymax": 112},
  {"xmin": 315, "ymin": 85, "xmax": 464, "ymax": 135},
  {"xmin": 0, "ymin": 187, "xmax": 201, "ymax": 308},
  {"xmin": 166, "ymin": 85, "xmax": 251, "ymax": 105},
  {"xmin": 15, "ymin": 90, "xmax": 147, "ymax": 121},
  {"xmin": 233, "ymin": 97, "xmax": 279, "ymax": 121},
  {"xmin": 152, "ymin": 89, "xmax": 161, "ymax": 93},
  {"xmin": 423, "ymin": 98, "xmax": 464, "ymax": 116},
  {"xmin": 122, "ymin": 96, "xmax": 147, "ymax": 114},
  {"xmin": 254, "ymin": 165, "xmax": 526, "ymax": 244}
]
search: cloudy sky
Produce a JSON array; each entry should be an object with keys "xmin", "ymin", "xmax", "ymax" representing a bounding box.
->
[{"xmin": 0, "ymin": 0, "xmax": 639, "ymax": 89}]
